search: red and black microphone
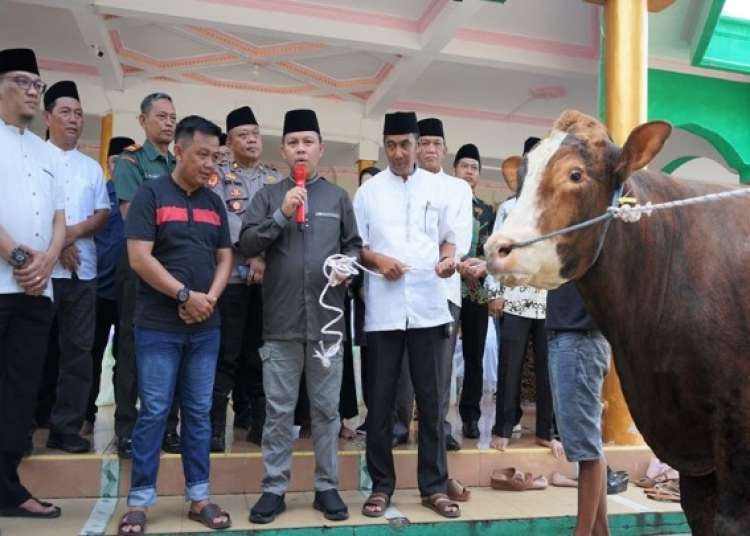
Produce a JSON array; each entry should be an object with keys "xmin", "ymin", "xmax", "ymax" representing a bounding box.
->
[{"xmin": 294, "ymin": 163, "xmax": 306, "ymax": 231}]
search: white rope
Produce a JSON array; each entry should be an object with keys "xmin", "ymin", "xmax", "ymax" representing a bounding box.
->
[
  {"xmin": 608, "ymin": 187, "xmax": 750, "ymax": 222},
  {"xmin": 314, "ymin": 254, "xmax": 434, "ymax": 367}
]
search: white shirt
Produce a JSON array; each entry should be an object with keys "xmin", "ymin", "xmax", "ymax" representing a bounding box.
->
[
  {"xmin": 485, "ymin": 196, "xmax": 546, "ymax": 318},
  {"xmin": 437, "ymin": 169, "xmax": 473, "ymax": 307},
  {"xmin": 353, "ymin": 167, "xmax": 455, "ymax": 331},
  {"xmin": 0, "ymin": 123, "xmax": 64, "ymax": 299},
  {"xmin": 47, "ymin": 142, "xmax": 109, "ymax": 281}
]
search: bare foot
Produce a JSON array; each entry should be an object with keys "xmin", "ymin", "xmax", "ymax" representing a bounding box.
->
[
  {"xmin": 298, "ymin": 421, "xmax": 312, "ymax": 439},
  {"xmin": 339, "ymin": 421, "xmax": 355, "ymax": 439},
  {"xmin": 489, "ymin": 436, "xmax": 509, "ymax": 451},
  {"xmin": 190, "ymin": 499, "xmax": 229, "ymax": 526},
  {"xmin": 119, "ymin": 506, "xmax": 148, "ymax": 534},
  {"xmin": 535, "ymin": 437, "xmax": 564, "ymax": 458},
  {"xmin": 550, "ymin": 472, "xmax": 578, "ymax": 487}
]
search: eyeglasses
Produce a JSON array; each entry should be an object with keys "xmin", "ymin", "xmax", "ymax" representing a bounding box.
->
[{"xmin": 0, "ymin": 75, "xmax": 47, "ymax": 94}]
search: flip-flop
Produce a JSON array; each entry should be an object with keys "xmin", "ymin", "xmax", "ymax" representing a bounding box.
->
[
  {"xmin": 421, "ymin": 494, "xmax": 461, "ymax": 518},
  {"xmin": 361, "ymin": 492, "xmax": 390, "ymax": 518},
  {"xmin": 188, "ymin": 503, "xmax": 232, "ymax": 530},
  {"xmin": 490, "ymin": 468, "xmax": 527, "ymax": 491},
  {"xmin": 0, "ymin": 498, "xmax": 61, "ymax": 519},
  {"xmin": 447, "ymin": 478, "xmax": 471, "ymax": 502}
]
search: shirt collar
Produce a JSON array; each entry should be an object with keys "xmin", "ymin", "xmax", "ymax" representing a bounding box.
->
[{"xmin": 142, "ymin": 139, "xmax": 173, "ymax": 163}]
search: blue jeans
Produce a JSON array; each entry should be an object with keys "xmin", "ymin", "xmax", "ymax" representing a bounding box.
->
[{"xmin": 128, "ymin": 327, "xmax": 220, "ymax": 507}]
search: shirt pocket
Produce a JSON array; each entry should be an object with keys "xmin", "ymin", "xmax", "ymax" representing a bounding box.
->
[{"xmin": 423, "ymin": 203, "xmax": 440, "ymax": 240}]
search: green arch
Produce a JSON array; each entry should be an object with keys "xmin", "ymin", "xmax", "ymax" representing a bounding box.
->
[
  {"xmin": 648, "ymin": 69, "xmax": 750, "ymax": 182},
  {"xmin": 661, "ymin": 155, "xmax": 698, "ymax": 175}
]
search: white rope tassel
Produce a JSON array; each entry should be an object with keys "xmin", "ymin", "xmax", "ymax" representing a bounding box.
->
[{"xmin": 314, "ymin": 254, "xmax": 361, "ymax": 367}]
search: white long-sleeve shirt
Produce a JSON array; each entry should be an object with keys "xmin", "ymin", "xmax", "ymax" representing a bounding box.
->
[
  {"xmin": 353, "ymin": 167, "xmax": 455, "ymax": 331},
  {"xmin": 438, "ymin": 169, "xmax": 473, "ymax": 307}
]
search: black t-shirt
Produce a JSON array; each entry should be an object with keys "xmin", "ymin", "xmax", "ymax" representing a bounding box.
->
[
  {"xmin": 126, "ymin": 175, "xmax": 231, "ymax": 333},
  {"xmin": 545, "ymin": 282, "xmax": 599, "ymax": 332}
]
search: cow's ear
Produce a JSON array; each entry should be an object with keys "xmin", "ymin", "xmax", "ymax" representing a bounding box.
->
[
  {"xmin": 619, "ymin": 121, "xmax": 672, "ymax": 172},
  {"xmin": 502, "ymin": 156, "xmax": 522, "ymax": 193}
]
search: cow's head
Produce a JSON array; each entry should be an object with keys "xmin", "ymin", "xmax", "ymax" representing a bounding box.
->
[{"xmin": 485, "ymin": 110, "xmax": 672, "ymax": 289}]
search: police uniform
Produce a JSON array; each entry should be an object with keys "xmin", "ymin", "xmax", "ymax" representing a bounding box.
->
[
  {"xmin": 111, "ymin": 138, "xmax": 179, "ymax": 454},
  {"xmin": 208, "ymin": 161, "xmax": 282, "ymax": 449}
]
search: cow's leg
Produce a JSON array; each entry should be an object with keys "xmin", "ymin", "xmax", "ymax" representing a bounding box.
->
[{"xmin": 680, "ymin": 472, "xmax": 715, "ymax": 536}]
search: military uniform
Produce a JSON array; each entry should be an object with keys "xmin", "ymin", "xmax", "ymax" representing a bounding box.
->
[
  {"xmin": 208, "ymin": 161, "xmax": 282, "ymax": 449},
  {"xmin": 111, "ymin": 140, "xmax": 179, "ymax": 453}
]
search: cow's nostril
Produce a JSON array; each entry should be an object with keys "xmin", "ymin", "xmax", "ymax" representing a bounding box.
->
[{"xmin": 498, "ymin": 245, "xmax": 513, "ymax": 257}]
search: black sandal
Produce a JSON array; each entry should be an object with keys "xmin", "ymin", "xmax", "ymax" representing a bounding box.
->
[
  {"xmin": 249, "ymin": 492, "xmax": 286, "ymax": 524},
  {"xmin": 188, "ymin": 503, "xmax": 231, "ymax": 530},
  {"xmin": 313, "ymin": 489, "xmax": 349, "ymax": 521}
]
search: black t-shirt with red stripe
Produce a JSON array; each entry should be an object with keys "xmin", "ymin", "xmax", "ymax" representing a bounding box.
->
[{"xmin": 126, "ymin": 175, "xmax": 231, "ymax": 332}]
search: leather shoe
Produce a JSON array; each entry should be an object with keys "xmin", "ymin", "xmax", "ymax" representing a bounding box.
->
[
  {"xmin": 117, "ymin": 437, "xmax": 133, "ymax": 459},
  {"xmin": 391, "ymin": 433, "xmax": 408, "ymax": 447},
  {"xmin": 210, "ymin": 435, "xmax": 226, "ymax": 453},
  {"xmin": 446, "ymin": 434, "xmax": 462, "ymax": 451},
  {"xmin": 606, "ymin": 466, "xmax": 628, "ymax": 495},
  {"xmin": 162, "ymin": 433, "xmax": 182, "ymax": 454},
  {"xmin": 462, "ymin": 421, "xmax": 480, "ymax": 439},
  {"xmin": 46, "ymin": 432, "xmax": 90, "ymax": 453}
]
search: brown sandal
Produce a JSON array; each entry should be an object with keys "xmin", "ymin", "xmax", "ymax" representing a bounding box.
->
[
  {"xmin": 187, "ymin": 503, "xmax": 232, "ymax": 530},
  {"xmin": 490, "ymin": 467, "xmax": 527, "ymax": 491},
  {"xmin": 447, "ymin": 478, "xmax": 471, "ymax": 502},
  {"xmin": 361, "ymin": 492, "xmax": 390, "ymax": 518},
  {"xmin": 118, "ymin": 510, "xmax": 146, "ymax": 536},
  {"xmin": 421, "ymin": 493, "xmax": 461, "ymax": 518}
]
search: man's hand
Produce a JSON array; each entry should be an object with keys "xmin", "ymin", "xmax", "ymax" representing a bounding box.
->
[
  {"xmin": 246, "ymin": 256, "xmax": 265, "ymax": 285},
  {"xmin": 460, "ymin": 257, "xmax": 487, "ymax": 279},
  {"xmin": 435, "ymin": 257, "xmax": 455, "ymax": 279},
  {"xmin": 59, "ymin": 245, "xmax": 80, "ymax": 272},
  {"xmin": 376, "ymin": 254, "xmax": 408, "ymax": 282},
  {"xmin": 178, "ymin": 291, "xmax": 217, "ymax": 324},
  {"xmin": 280, "ymin": 186, "xmax": 307, "ymax": 219},
  {"xmin": 14, "ymin": 246, "xmax": 54, "ymax": 296},
  {"xmin": 458, "ymin": 258, "xmax": 482, "ymax": 290},
  {"xmin": 488, "ymin": 297, "xmax": 505, "ymax": 319}
]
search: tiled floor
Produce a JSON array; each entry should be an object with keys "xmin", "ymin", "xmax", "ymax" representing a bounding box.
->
[{"xmin": 0, "ymin": 483, "xmax": 685, "ymax": 535}]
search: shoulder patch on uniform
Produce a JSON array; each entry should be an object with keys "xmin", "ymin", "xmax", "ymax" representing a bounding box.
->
[
  {"xmin": 208, "ymin": 173, "xmax": 220, "ymax": 189},
  {"xmin": 266, "ymin": 175, "xmax": 277, "ymax": 184},
  {"xmin": 123, "ymin": 144, "xmax": 141, "ymax": 152}
]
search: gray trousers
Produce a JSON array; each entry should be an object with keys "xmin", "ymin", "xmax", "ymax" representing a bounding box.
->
[
  {"xmin": 393, "ymin": 301, "xmax": 460, "ymax": 438},
  {"xmin": 260, "ymin": 340, "xmax": 343, "ymax": 494},
  {"xmin": 50, "ymin": 277, "xmax": 96, "ymax": 434}
]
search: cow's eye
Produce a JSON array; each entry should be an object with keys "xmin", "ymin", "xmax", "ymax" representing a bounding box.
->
[{"xmin": 569, "ymin": 169, "xmax": 583, "ymax": 182}]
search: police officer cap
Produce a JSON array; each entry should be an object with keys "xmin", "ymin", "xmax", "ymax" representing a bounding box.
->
[
  {"xmin": 283, "ymin": 109, "xmax": 320, "ymax": 136},
  {"xmin": 108, "ymin": 136, "xmax": 135, "ymax": 158},
  {"xmin": 0, "ymin": 48, "xmax": 39, "ymax": 76},
  {"xmin": 44, "ymin": 80, "xmax": 80, "ymax": 108},
  {"xmin": 226, "ymin": 106, "xmax": 257, "ymax": 132},
  {"xmin": 524, "ymin": 136, "xmax": 541, "ymax": 155},
  {"xmin": 454, "ymin": 143, "xmax": 481, "ymax": 169},
  {"xmin": 417, "ymin": 118, "xmax": 444, "ymax": 139},
  {"xmin": 383, "ymin": 112, "xmax": 418, "ymax": 136}
]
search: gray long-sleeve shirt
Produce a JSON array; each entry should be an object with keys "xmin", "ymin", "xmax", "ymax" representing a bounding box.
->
[{"xmin": 239, "ymin": 176, "xmax": 362, "ymax": 341}]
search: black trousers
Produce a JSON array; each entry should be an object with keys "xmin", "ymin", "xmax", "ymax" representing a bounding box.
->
[
  {"xmin": 458, "ymin": 298, "xmax": 489, "ymax": 423},
  {"xmin": 494, "ymin": 314, "xmax": 553, "ymax": 440},
  {"xmin": 366, "ymin": 327, "xmax": 447, "ymax": 497},
  {"xmin": 115, "ymin": 247, "xmax": 178, "ymax": 438},
  {"xmin": 34, "ymin": 316, "xmax": 59, "ymax": 426},
  {"xmin": 87, "ymin": 296, "xmax": 119, "ymax": 423},
  {"xmin": 0, "ymin": 294, "xmax": 55, "ymax": 507},
  {"xmin": 213, "ymin": 284, "xmax": 251, "ymax": 410},
  {"xmin": 49, "ymin": 277, "xmax": 96, "ymax": 434},
  {"xmin": 232, "ymin": 284, "xmax": 264, "ymax": 414}
]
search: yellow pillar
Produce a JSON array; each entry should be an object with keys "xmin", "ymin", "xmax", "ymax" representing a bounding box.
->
[
  {"xmin": 357, "ymin": 159, "xmax": 376, "ymax": 175},
  {"xmin": 99, "ymin": 112, "xmax": 113, "ymax": 178}
]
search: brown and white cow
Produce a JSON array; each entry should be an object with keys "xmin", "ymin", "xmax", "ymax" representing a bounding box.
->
[{"xmin": 485, "ymin": 109, "xmax": 750, "ymax": 535}]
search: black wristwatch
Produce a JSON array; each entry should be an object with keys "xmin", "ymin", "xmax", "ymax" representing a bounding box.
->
[
  {"xmin": 176, "ymin": 286, "xmax": 190, "ymax": 306},
  {"xmin": 7, "ymin": 247, "xmax": 30, "ymax": 268}
]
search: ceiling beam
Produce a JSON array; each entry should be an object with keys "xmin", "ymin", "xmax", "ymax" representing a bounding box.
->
[
  {"xmin": 365, "ymin": 0, "xmax": 485, "ymax": 117},
  {"xmin": 71, "ymin": 4, "xmax": 124, "ymax": 90}
]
